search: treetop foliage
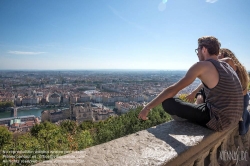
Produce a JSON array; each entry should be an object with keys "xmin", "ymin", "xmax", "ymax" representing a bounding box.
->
[
  {"xmin": 0, "ymin": 101, "xmax": 14, "ymax": 108},
  {"xmin": 1, "ymin": 104, "xmax": 171, "ymax": 165}
]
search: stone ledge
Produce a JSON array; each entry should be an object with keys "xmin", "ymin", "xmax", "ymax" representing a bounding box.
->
[{"xmin": 34, "ymin": 120, "xmax": 238, "ymax": 166}]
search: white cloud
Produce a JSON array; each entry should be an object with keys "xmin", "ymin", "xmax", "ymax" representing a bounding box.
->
[
  {"xmin": 206, "ymin": 0, "xmax": 218, "ymax": 3},
  {"xmin": 8, "ymin": 51, "xmax": 46, "ymax": 55}
]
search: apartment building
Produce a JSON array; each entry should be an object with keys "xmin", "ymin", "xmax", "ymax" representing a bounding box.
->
[
  {"xmin": 48, "ymin": 93, "xmax": 61, "ymax": 104},
  {"xmin": 115, "ymin": 101, "xmax": 140, "ymax": 114},
  {"xmin": 91, "ymin": 93, "xmax": 102, "ymax": 103},
  {"xmin": 128, "ymin": 95, "xmax": 144, "ymax": 102},
  {"xmin": 69, "ymin": 95, "xmax": 78, "ymax": 104},
  {"xmin": 77, "ymin": 93, "xmax": 90, "ymax": 103},
  {"xmin": 22, "ymin": 97, "xmax": 39, "ymax": 106},
  {"xmin": 62, "ymin": 94, "xmax": 70, "ymax": 104},
  {"xmin": 41, "ymin": 108, "xmax": 70, "ymax": 123},
  {"xmin": 102, "ymin": 95, "xmax": 115, "ymax": 104},
  {"xmin": 0, "ymin": 115, "xmax": 39, "ymax": 133}
]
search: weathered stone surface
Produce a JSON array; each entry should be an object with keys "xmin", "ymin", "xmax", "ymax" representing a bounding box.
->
[
  {"xmin": 33, "ymin": 106, "xmax": 250, "ymax": 166},
  {"xmin": 34, "ymin": 121, "xmax": 215, "ymax": 166}
]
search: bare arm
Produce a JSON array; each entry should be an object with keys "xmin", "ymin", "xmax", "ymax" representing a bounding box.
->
[
  {"xmin": 138, "ymin": 63, "xmax": 203, "ymax": 120},
  {"xmin": 185, "ymin": 83, "xmax": 204, "ymax": 103},
  {"xmin": 220, "ymin": 57, "xmax": 237, "ymax": 71}
]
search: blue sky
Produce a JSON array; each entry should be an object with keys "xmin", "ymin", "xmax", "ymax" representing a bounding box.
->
[{"xmin": 0, "ymin": 0, "xmax": 249, "ymax": 70}]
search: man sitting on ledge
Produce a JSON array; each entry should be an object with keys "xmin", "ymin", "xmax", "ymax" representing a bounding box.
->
[{"xmin": 138, "ymin": 36, "xmax": 243, "ymax": 132}]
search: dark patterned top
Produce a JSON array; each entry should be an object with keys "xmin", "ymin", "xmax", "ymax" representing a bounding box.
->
[{"xmin": 204, "ymin": 59, "xmax": 243, "ymax": 131}]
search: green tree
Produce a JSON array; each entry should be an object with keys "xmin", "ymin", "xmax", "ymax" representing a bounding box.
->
[
  {"xmin": 78, "ymin": 121, "xmax": 95, "ymax": 131},
  {"xmin": 60, "ymin": 120, "xmax": 78, "ymax": 135},
  {"xmin": 0, "ymin": 126, "xmax": 12, "ymax": 151},
  {"xmin": 31, "ymin": 122, "xmax": 69, "ymax": 155},
  {"xmin": 75, "ymin": 130, "xmax": 93, "ymax": 150},
  {"xmin": 3, "ymin": 133, "xmax": 42, "ymax": 165},
  {"xmin": 0, "ymin": 101, "xmax": 14, "ymax": 108},
  {"xmin": 90, "ymin": 105, "xmax": 171, "ymax": 145},
  {"xmin": 31, "ymin": 121, "xmax": 57, "ymax": 138},
  {"xmin": 0, "ymin": 126, "xmax": 12, "ymax": 165},
  {"xmin": 0, "ymin": 103, "xmax": 172, "ymax": 164}
]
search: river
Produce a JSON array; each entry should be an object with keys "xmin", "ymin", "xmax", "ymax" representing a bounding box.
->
[
  {"xmin": 0, "ymin": 106, "xmax": 68, "ymax": 119},
  {"xmin": 0, "ymin": 104, "xmax": 115, "ymax": 119}
]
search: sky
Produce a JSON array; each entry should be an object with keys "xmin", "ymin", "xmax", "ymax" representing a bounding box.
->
[{"xmin": 0, "ymin": 0, "xmax": 250, "ymax": 70}]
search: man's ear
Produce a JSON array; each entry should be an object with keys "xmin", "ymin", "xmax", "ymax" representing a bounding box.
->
[{"xmin": 202, "ymin": 47, "xmax": 207, "ymax": 54}]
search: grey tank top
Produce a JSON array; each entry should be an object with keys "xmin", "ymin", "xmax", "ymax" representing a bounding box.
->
[{"xmin": 204, "ymin": 59, "xmax": 243, "ymax": 131}]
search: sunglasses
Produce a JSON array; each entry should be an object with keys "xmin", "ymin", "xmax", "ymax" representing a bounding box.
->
[{"xmin": 195, "ymin": 46, "xmax": 203, "ymax": 53}]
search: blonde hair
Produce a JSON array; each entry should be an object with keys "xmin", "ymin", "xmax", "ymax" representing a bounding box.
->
[{"xmin": 220, "ymin": 48, "xmax": 249, "ymax": 91}]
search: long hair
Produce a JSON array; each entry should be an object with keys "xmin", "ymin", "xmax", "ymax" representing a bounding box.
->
[{"xmin": 220, "ymin": 48, "xmax": 249, "ymax": 91}]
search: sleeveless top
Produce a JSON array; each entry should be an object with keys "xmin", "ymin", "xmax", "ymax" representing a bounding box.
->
[{"xmin": 203, "ymin": 59, "xmax": 243, "ymax": 131}]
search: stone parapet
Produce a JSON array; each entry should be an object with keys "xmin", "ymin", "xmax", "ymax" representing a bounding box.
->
[{"xmin": 34, "ymin": 120, "xmax": 250, "ymax": 166}]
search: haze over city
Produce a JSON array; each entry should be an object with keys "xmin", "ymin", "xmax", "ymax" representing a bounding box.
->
[{"xmin": 0, "ymin": 0, "xmax": 249, "ymax": 70}]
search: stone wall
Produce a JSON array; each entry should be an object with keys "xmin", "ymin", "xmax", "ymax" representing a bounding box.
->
[{"xmin": 34, "ymin": 120, "xmax": 250, "ymax": 166}]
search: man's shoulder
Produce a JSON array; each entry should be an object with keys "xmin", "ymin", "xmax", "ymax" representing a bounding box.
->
[
  {"xmin": 187, "ymin": 61, "xmax": 215, "ymax": 77},
  {"xmin": 193, "ymin": 61, "xmax": 214, "ymax": 68},
  {"xmin": 189, "ymin": 61, "xmax": 218, "ymax": 77}
]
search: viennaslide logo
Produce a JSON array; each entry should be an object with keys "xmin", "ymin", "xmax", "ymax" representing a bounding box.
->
[{"xmin": 219, "ymin": 146, "xmax": 248, "ymax": 165}]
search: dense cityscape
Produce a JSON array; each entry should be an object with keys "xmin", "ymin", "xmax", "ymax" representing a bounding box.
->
[
  {"xmin": 1, "ymin": 0, "xmax": 249, "ymax": 164},
  {"xmin": 0, "ymin": 70, "xmax": 200, "ymax": 133},
  {"xmin": 1, "ymin": 70, "xmax": 250, "ymax": 165}
]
